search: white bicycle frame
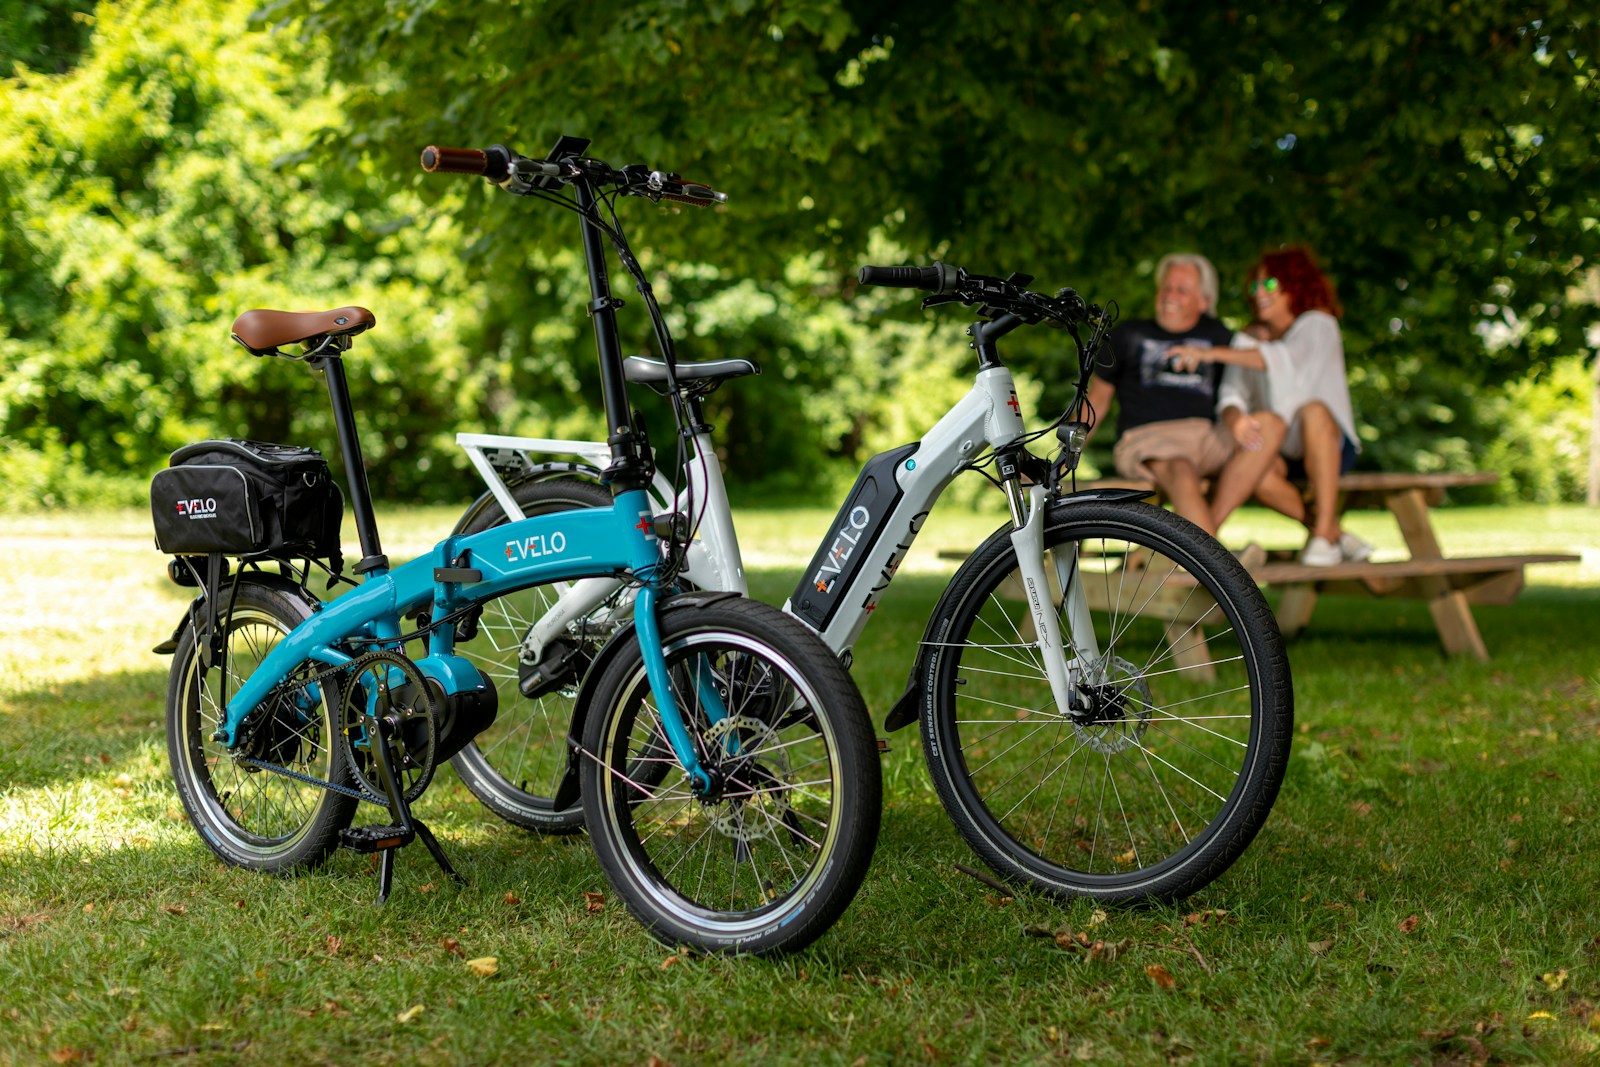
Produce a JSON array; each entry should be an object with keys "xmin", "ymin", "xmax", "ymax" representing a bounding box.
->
[{"xmin": 457, "ymin": 364, "xmax": 1096, "ymax": 706}]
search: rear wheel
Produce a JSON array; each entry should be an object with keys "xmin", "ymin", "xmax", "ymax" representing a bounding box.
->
[
  {"xmin": 921, "ymin": 500, "xmax": 1292, "ymax": 904},
  {"xmin": 448, "ymin": 477, "xmax": 615, "ymax": 833},
  {"xmin": 581, "ymin": 598, "xmax": 880, "ymax": 955},
  {"xmin": 165, "ymin": 578, "xmax": 356, "ymax": 872}
]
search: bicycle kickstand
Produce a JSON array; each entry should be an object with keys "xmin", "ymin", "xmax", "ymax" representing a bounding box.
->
[{"xmin": 339, "ymin": 713, "xmax": 464, "ymax": 904}]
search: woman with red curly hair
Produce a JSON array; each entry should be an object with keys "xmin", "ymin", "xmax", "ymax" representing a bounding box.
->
[{"xmin": 1169, "ymin": 246, "xmax": 1369, "ymax": 566}]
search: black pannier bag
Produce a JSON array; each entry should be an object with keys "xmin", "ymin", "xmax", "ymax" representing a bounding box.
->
[{"xmin": 151, "ymin": 439, "xmax": 343, "ymax": 567}]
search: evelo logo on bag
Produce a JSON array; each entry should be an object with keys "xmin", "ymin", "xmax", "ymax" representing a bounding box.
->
[{"xmin": 175, "ymin": 498, "xmax": 219, "ymax": 520}]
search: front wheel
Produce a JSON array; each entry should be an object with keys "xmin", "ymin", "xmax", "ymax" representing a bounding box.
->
[
  {"xmin": 920, "ymin": 500, "xmax": 1292, "ymax": 904},
  {"xmin": 581, "ymin": 597, "xmax": 881, "ymax": 955}
]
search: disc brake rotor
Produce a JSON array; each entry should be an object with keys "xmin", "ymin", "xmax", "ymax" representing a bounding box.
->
[
  {"xmin": 1074, "ymin": 655, "xmax": 1154, "ymax": 755},
  {"xmin": 702, "ymin": 715, "xmax": 791, "ymax": 843}
]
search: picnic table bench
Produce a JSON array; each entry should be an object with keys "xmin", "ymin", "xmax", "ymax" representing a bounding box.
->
[{"xmin": 1075, "ymin": 471, "xmax": 1578, "ymax": 661}]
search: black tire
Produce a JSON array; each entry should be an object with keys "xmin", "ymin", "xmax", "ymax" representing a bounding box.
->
[
  {"xmin": 165, "ymin": 578, "xmax": 357, "ymax": 872},
  {"xmin": 580, "ymin": 598, "xmax": 881, "ymax": 955},
  {"xmin": 920, "ymin": 500, "xmax": 1292, "ymax": 904},
  {"xmin": 448, "ymin": 476, "xmax": 615, "ymax": 834}
]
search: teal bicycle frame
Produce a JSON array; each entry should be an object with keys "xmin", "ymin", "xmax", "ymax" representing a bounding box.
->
[{"xmin": 215, "ymin": 161, "xmax": 720, "ymax": 793}]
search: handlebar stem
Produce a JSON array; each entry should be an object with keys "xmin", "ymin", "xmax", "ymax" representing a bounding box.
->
[
  {"xmin": 574, "ymin": 177, "xmax": 651, "ymax": 494},
  {"xmin": 969, "ymin": 312, "xmax": 1024, "ymax": 368}
]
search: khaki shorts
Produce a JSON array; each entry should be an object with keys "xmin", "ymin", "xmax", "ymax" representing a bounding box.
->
[{"xmin": 1113, "ymin": 418, "xmax": 1237, "ymax": 480}]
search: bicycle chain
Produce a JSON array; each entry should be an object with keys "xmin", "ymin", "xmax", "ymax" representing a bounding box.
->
[
  {"xmin": 229, "ymin": 656, "xmax": 390, "ymax": 804},
  {"xmin": 236, "ymin": 756, "xmax": 381, "ymax": 803}
]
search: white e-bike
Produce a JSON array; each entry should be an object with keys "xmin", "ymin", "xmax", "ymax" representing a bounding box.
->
[{"xmin": 446, "ymin": 263, "xmax": 1292, "ymax": 904}]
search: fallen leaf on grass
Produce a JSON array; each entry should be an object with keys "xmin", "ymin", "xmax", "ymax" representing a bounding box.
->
[
  {"xmin": 1308, "ymin": 939, "xmax": 1336, "ymax": 956},
  {"xmin": 1184, "ymin": 909, "xmax": 1231, "ymax": 927},
  {"xmin": 465, "ymin": 957, "xmax": 498, "ymax": 977},
  {"xmin": 1088, "ymin": 908, "xmax": 1108, "ymax": 927},
  {"xmin": 1145, "ymin": 964, "xmax": 1176, "ymax": 990},
  {"xmin": 1527, "ymin": 1011, "xmax": 1557, "ymax": 1021},
  {"xmin": 441, "ymin": 937, "xmax": 463, "ymax": 957},
  {"xmin": 1054, "ymin": 930, "xmax": 1090, "ymax": 950},
  {"xmin": 503, "ymin": 892, "xmax": 521, "ymax": 906},
  {"xmin": 1087, "ymin": 939, "xmax": 1129, "ymax": 962},
  {"xmin": 1398, "ymin": 914, "xmax": 1419, "ymax": 934},
  {"xmin": 396, "ymin": 1004, "xmax": 425, "ymax": 1024},
  {"xmin": 660, "ymin": 954, "xmax": 682, "ymax": 971},
  {"xmin": 1540, "ymin": 969, "xmax": 1568, "ymax": 991},
  {"xmin": 985, "ymin": 893, "xmax": 1013, "ymax": 908},
  {"xmin": 48, "ymin": 1048, "xmax": 85, "ymax": 1063},
  {"xmin": 1305, "ymin": 1037, "xmax": 1331, "ymax": 1049},
  {"xmin": 583, "ymin": 891, "xmax": 605, "ymax": 914},
  {"xmin": 325, "ymin": 936, "xmax": 342, "ymax": 957},
  {"xmin": 162, "ymin": 905, "xmax": 187, "ymax": 916},
  {"xmin": 1349, "ymin": 801, "xmax": 1373, "ymax": 817}
]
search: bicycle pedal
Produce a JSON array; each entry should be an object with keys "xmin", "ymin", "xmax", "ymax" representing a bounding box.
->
[{"xmin": 339, "ymin": 824, "xmax": 415, "ymax": 853}]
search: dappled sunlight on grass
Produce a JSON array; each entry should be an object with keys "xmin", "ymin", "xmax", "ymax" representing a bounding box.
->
[{"xmin": 3, "ymin": 504, "xmax": 1599, "ymax": 1064}]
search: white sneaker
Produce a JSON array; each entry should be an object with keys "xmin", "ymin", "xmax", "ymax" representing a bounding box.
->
[
  {"xmin": 1298, "ymin": 536, "xmax": 1342, "ymax": 566},
  {"xmin": 1338, "ymin": 531, "xmax": 1374, "ymax": 563}
]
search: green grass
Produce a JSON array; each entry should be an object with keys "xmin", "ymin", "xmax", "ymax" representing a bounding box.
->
[{"xmin": 2, "ymin": 503, "xmax": 1598, "ymax": 1065}]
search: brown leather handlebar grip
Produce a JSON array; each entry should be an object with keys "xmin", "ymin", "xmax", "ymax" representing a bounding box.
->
[{"xmin": 420, "ymin": 146, "xmax": 488, "ymax": 175}]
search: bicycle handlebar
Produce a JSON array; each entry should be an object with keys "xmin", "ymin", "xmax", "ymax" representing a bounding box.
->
[
  {"xmin": 861, "ymin": 261, "xmax": 1099, "ymax": 331},
  {"xmin": 420, "ymin": 141, "xmax": 726, "ymax": 206}
]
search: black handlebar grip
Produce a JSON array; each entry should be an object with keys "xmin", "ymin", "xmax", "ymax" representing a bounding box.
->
[{"xmin": 857, "ymin": 262, "xmax": 959, "ymax": 293}]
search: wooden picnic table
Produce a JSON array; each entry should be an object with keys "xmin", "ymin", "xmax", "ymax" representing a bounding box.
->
[{"xmin": 1080, "ymin": 470, "xmax": 1579, "ymax": 661}]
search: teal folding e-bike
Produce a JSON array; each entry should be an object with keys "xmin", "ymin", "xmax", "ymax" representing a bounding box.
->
[{"xmin": 154, "ymin": 137, "xmax": 879, "ymax": 956}]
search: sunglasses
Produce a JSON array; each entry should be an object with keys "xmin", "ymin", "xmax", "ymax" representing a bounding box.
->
[{"xmin": 1249, "ymin": 277, "xmax": 1280, "ymax": 294}]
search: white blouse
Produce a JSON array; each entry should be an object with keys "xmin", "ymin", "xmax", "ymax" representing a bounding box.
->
[{"xmin": 1215, "ymin": 310, "xmax": 1359, "ymax": 460}]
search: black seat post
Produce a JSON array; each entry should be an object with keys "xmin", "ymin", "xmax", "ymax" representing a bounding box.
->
[
  {"xmin": 574, "ymin": 177, "xmax": 651, "ymax": 495},
  {"xmin": 315, "ymin": 352, "xmax": 386, "ymax": 572}
]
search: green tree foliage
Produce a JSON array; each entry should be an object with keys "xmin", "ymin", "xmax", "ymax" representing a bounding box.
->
[
  {"xmin": 0, "ymin": 0, "xmax": 96, "ymax": 74},
  {"xmin": 0, "ymin": 0, "xmax": 589, "ymax": 503},
  {"xmin": 273, "ymin": 0, "xmax": 1599, "ymax": 369},
  {"xmin": 3, "ymin": 1, "xmax": 1597, "ymax": 508}
]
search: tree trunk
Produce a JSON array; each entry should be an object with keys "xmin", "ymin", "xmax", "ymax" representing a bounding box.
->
[{"xmin": 1590, "ymin": 353, "xmax": 1600, "ymax": 507}]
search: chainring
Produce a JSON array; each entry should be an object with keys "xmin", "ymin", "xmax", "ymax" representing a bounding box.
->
[{"xmin": 338, "ymin": 649, "xmax": 441, "ymax": 803}]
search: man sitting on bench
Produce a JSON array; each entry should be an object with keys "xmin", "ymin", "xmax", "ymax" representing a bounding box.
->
[{"xmin": 1084, "ymin": 253, "xmax": 1284, "ymax": 537}]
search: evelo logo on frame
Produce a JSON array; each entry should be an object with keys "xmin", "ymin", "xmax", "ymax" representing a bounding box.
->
[
  {"xmin": 504, "ymin": 530, "xmax": 567, "ymax": 562},
  {"xmin": 176, "ymin": 498, "xmax": 218, "ymax": 520}
]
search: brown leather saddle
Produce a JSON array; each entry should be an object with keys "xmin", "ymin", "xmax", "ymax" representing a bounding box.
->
[{"xmin": 231, "ymin": 306, "xmax": 375, "ymax": 356}]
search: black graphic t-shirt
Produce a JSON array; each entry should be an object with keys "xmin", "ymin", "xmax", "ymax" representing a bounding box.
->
[{"xmin": 1094, "ymin": 317, "xmax": 1235, "ymax": 437}]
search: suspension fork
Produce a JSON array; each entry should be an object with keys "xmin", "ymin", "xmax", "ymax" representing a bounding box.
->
[{"xmin": 1005, "ymin": 484, "xmax": 1101, "ymax": 715}]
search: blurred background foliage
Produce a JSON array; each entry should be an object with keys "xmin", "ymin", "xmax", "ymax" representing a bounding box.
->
[{"xmin": 1, "ymin": 0, "xmax": 1596, "ymax": 510}]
